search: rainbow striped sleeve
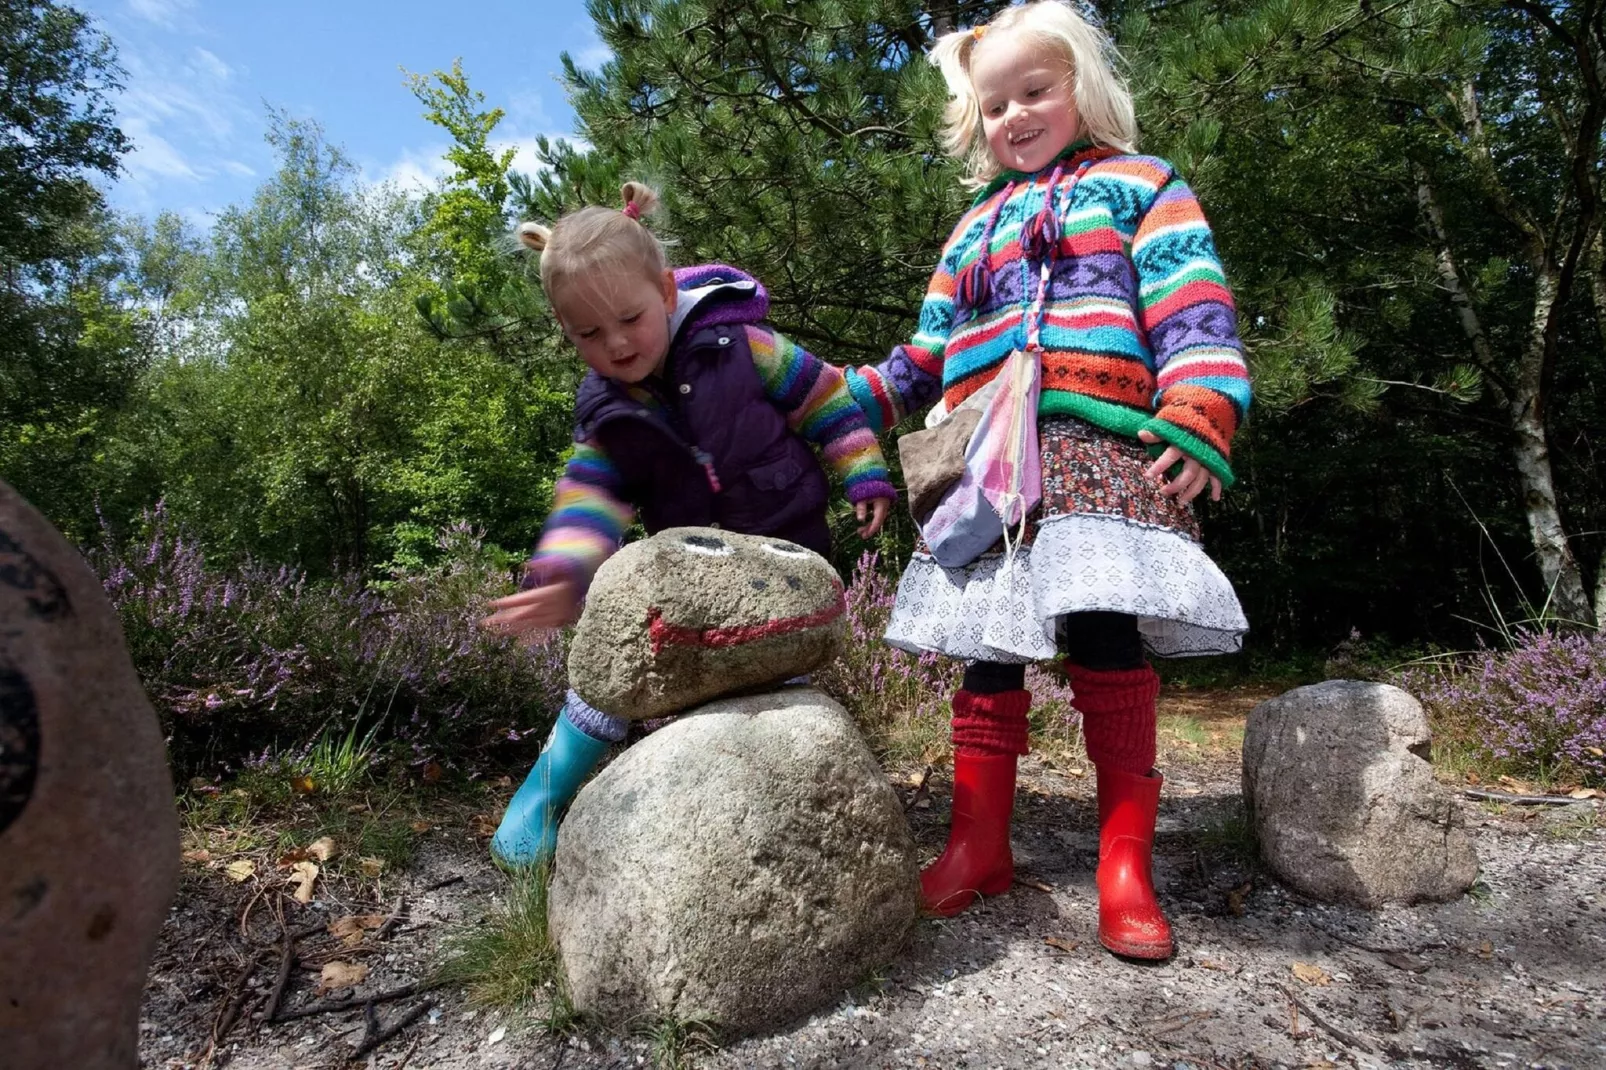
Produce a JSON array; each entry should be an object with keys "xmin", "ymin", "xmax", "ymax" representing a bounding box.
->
[
  {"xmin": 1132, "ymin": 175, "xmax": 1252, "ymax": 485},
  {"xmin": 745, "ymin": 325, "xmax": 896, "ymax": 504},
  {"xmin": 522, "ymin": 441, "xmax": 636, "ymax": 593},
  {"xmin": 846, "ymin": 230, "xmax": 969, "ymax": 434}
]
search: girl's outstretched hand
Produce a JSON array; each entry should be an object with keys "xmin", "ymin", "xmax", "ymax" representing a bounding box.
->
[
  {"xmin": 1138, "ymin": 430, "xmax": 1223, "ymax": 505},
  {"xmin": 856, "ymin": 497, "xmax": 893, "ymax": 539},
  {"xmin": 480, "ymin": 581, "xmax": 580, "ymax": 645}
]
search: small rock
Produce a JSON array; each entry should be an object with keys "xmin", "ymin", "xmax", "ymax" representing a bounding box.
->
[
  {"xmin": 568, "ymin": 528, "xmax": 846, "ymax": 719},
  {"xmin": 1243, "ymin": 680, "xmax": 1479, "ymax": 907},
  {"xmin": 549, "ymin": 688, "xmax": 919, "ymax": 1036}
]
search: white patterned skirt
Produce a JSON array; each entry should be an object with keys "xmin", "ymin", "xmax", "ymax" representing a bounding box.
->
[{"xmin": 884, "ymin": 417, "xmax": 1247, "ymax": 664}]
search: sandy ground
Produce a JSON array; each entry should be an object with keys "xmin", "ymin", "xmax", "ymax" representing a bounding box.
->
[{"xmin": 138, "ymin": 694, "xmax": 1605, "ymax": 1070}]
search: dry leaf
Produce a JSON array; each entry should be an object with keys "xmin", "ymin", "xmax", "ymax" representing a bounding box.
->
[
  {"xmin": 224, "ymin": 859, "xmax": 257, "ymax": 882},
  {"xmin": 182, "ymin": 849, "xmax": 212, "ymax": 864},
  {"xmin": 290, "ymin": 774, "xmax": 316, "ymax": 795},
  {"xmin": 410, "ymin": 820, "xmax": 433, "ymax": 833},
  {"xmin": 1043, "ymin": 936, "xmax": 1078, "ymax": 953},
  {"xmin": 1569, "ymin": 787, "xmax": 1604, "ymax": 800},
  {"xmin": 328, "ymin": 913, "xmax": 387, "ymax": 948},
  {"xmin": 1497, "ymin": 774, "xmax": 1533, "ymax": 794},
  {"xmin": 315, "ymin": 960, "xmax": 369, "ymax": 996},
  {"xmin": 1066, "ymin": 766, "xmax": 1086, "ymax": 777},
  {"xmin": 421, "ymin": 761, "xmax": 443, "ymax": 783},
  {"xmin": 1585, "ymin": 746, "xmax": 1604, "ymax": 758},
  {"xmin": 359, "ymin": 856, "xmax": 386, "ymax": 877},
  {"xmin": 289, "ymin": 861, "xmax": 319, "ymax": 904},
  {"xmin": 469, "ymin": 813, "xmax": 498, "ymax": 839},
  {"xmin": 1291, "ymin": 961, "xmax": 1333, "ymax": 986},
  {"xmin": 1465, "ymin": 770, "xmax": 1481, "ymax": 785},
  {"xmin": 494, "ymin": 775, "xmax": 513, "ymax": 788},
  {"xmin": 307, "ymin": 836, "xmax": 338, "ymax": 862},
  {"xmin": 1194, "ymin": 958, "xmax": 1232, "ymax": 971},
  {"xmin": 1476, "ymin": 940, "xmax": 1493, "ymax": 959},
  {"xmin": 1226, "ymin": 880, "xmax": 1253, "ymax": 916},
  {"xmin": 1018, "ymin": 877, "xmax": 1054, "ymax": 893}
]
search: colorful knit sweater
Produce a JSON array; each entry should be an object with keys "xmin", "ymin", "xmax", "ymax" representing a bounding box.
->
[
  {"xmin": 528, "ymin": 322, "xmax": 893, "ymax": 592},
  {"xmin": 847, "ymin": 144, "xmax": 1251, "ymax": 484}
]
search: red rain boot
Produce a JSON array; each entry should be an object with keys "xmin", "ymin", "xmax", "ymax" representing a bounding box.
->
[
  {"xmin": 1095, "ymin": 765, "xmax": 1174, "ymax": 959},
  {"xmin": 920, "ymin": 688, "xmax": 1030, "ymax": 916}
]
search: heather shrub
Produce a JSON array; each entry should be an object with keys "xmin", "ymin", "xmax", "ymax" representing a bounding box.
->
[
  {"xmin": 98, "ymin": 505, "xmax": 567, "ymax": 776},
  {"xmin": 1396, "ymin": 628, "xmax": 1606, "ymax": 786},
  {"xmin": 816, "ymin": 552, "xmax": 1082, "ymax": 761}
]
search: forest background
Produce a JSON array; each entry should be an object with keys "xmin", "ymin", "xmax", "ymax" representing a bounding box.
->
[{"xmin": 3, "ymin": 0, "xmax": 1603, "ymax": 784}]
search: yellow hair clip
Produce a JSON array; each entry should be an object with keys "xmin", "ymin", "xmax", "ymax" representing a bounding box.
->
[{"xmin": 970, "ymin": 25, "xmax": 987, "ymax": 41}]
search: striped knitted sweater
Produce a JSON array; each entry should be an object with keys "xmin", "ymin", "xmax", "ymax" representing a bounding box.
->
[
  {"xmin": 847, "ymin": 144, "xmax": 1251, "ymax": 484},
  {"xmin": 527, "ymin": 323, "xmax": 892, "ymax": 592}
]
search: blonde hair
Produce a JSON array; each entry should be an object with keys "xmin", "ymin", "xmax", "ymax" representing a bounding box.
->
[
  {"xmin": 931, "ymin": 1, "xmax": 1137, "ymax": 186},
  {"xmin": 515, "ymin": 182, "xmax": 668, "ymax": 309}
]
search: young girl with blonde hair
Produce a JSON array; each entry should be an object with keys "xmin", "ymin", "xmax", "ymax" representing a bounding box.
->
[
  {"xmin": 482, "ymin": 182, "xmax": 895, "ymax": 868},
  {"xmin": 849, "ymin": 1, "xmax": 1252, "ymax": 959}
]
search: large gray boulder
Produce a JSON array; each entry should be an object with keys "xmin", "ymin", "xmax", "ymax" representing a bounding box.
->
[
  {"xmin": 569, "ymin": 527, "xmax": 846, "ymax": 720},
  {"xmin": 548, "ymin": 687, "xmax": 919, "ymax": 1036},
  {"xmin": 1242, "ymin": 680, "xmax": 1478, "ymax": 907},
  {"xmin": 0, "ymin": 481, "xmax": 180, "ymax": 1068}
]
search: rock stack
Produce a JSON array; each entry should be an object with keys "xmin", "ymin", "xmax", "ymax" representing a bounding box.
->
[{"xmin": 546, "ymin": 527, "xmax": 919, "ymax": 1037}]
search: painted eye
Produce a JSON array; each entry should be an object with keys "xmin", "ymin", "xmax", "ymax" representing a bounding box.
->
[
  {"xmin": 761, "ymin": 543, "xmax": 810, "ymax": 559},
  {"xmin": 681, "ymin": 535, "xmax": 733, "ymax": 556}
]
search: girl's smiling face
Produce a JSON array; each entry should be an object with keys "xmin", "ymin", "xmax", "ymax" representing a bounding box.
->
[
  {"xmin": 970, "ymin": 31, "xmax": 1080, "ymax": 174},
  {"xmin": 554, "ymin": 270, "xmax": 678, "ymax": 383}
]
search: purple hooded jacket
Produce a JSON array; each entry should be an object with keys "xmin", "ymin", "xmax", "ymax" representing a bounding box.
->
[{"xmin": 570, "ymin": 264, "xmax": 832, "ymax": 557}]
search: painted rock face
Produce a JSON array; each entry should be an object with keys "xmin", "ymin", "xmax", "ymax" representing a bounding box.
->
[
  {"xmin": 568, "ymin": 528, "xmax": 846, "ymax": 720},
  {"xmin": 0, "ymin": 481, "xmax": 179, "ymax": 1069}
]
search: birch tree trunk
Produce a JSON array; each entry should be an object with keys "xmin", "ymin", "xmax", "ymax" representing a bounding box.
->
[{"xmin": 1417, "ymin": 172, "xmax": 1596, "ymax": 626}]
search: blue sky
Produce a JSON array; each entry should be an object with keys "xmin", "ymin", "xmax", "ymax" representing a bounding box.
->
[{"xmin": 76, "ymin": 0, "xmax": 605, "ymax": 225}]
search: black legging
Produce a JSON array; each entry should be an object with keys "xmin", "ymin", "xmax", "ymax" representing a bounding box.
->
[{"xmin": 961, "ymin": 611, "xmax": 1144, "ymax": 693}]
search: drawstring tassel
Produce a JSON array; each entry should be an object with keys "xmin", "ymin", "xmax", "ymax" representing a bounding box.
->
[
  {"xmin": 1021, "ymin": 163, "xmax": 1066, "ymax": 260},
  {"xmin": 953, "ymin": 180, "xmax": 1015, "ymax": 318}
]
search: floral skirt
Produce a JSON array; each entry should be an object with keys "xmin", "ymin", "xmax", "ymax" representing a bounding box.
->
[{"xmin": 884, "ymin": 417, "xmax": 1247, "ymax": 663}]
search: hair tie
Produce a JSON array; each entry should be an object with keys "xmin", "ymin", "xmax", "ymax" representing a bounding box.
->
[{"xmin": 622, "ymin": 202, "xmax": 641, "ymax": 220}]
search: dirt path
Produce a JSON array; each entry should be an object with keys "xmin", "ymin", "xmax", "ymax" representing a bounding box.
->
[{"xmin": 139, "ymin": 697, "xmax": 1605, "ymax": 1070}]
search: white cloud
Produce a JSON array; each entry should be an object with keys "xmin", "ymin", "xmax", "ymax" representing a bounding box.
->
[
  {"xmin": 127, "ymin": 0, "xmax": 197, "ymax": 29},
  {"xmin": 112, "ymin": 33, "xmax": 255, "ymax": 196},
  {"xmin": 190, "ymin": 47, "xmax": 232, "ymax": 82},
  {"xmin": 120, "ymin": 117, "xmax": 203, "ymax": 181},
  {"xmin": 365, "ymin": 133, "xmax": 584, "ymax": 197},
  {"xmin": 371, "ymin": 144, "xmax": 453, "ymax": 193}
]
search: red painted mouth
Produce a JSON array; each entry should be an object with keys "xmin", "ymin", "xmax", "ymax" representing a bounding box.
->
[{"xmin": 646, "ymin": 591, "xmax": 846, "ymax": 655}]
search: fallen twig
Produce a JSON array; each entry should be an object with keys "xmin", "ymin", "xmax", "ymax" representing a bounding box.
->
[
  {"xmin": 264, "ymin": 923, "xmax": 298, "ymax": 1023},
  {"xmin": 346, "ymin": 999, "xmax": 434, "ymax": 1063},
  {"xmin": 275, "ymin": 980, "xmax": 442, "ymax": 1022},
  {"xmin": 375, "ymin": 893, "xmax": 407, "ymax": 942},
  {"xmin": 212, "ymin": 947, "xmax": 269, "ymax": 1045},
  {"xmin": 1461, "ymin": 787, "xmax": 1591, "ymax": 806},
  {"xmin": 394, "ymin": 1033, "xmax": 424, "ymax": 1070},
  {"xmin": 1151, "ymin": 1009, "xmax": 1217, "ymax": 1036},
  {"xmin": 420, "ymin": 874, "xmax": 465, "ymax": 893},
  {"xmin": 1278, "ymin": 984, "xmax": 1376, "ymax": 1054}
]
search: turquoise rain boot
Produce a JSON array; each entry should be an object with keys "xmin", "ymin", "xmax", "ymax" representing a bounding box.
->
[{"xmin": 490, "ymin": 710, "xmax": 610, "ymax": 869}]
